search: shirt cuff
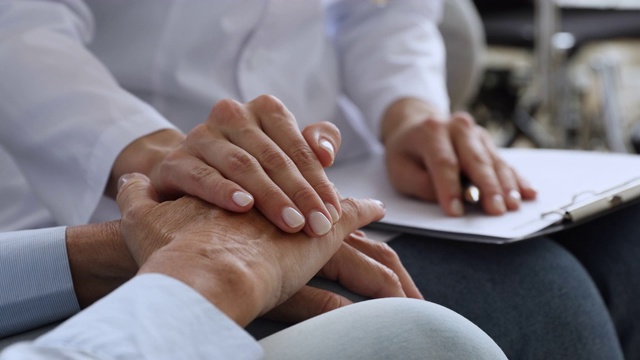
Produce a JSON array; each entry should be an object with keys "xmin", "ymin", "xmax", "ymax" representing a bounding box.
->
[
  {"xmin": 30, "ymin": 274, "xmax": 263, "ymax": 360},
  {"xmin": 0, "ymin": 227, "xmax": 79, "ymax": 338}
]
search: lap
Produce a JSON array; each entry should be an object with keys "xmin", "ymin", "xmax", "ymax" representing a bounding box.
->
[
  {"xmin": 553, "ymin": 202, "xmax": 640, "ymax": 359},
  {"xmin": 259, "ymin": 298, "xmax": 507, "ymax": 360},
  {"xmin": 388, "ymin": 234, "xmax": 623, "ymax": 360}
]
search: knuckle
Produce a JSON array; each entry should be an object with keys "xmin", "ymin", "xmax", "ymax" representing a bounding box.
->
[
  {"xmin": 290, "ymin": 186, "xmax": 320, "ymax": 205},
  {"xmin": 313, "ymin": 181, "xmax": 337, "ymax": 199},
  {"xmin": 189, "ymin": 165, "xmax": 217, "ymax": 187},
  {"xmin": 252, "ymin": 94, "xmax": 286, "ymax": 114},
  {"xmin": 384, "ymin": 269, "xmax": 403, "ymax": 292},
  {"xmin": 420, "ymin": 117, "xmax": 445, "ymax": 133},
  {"xmin": 373, "ymin": 242, "xmax": 401, "ymax": 265},
  {"xmin": 288, "ymin": 144, "xmax": 318, "ymax": 168},
  {"xmin": 451, "ymin": 112, "xmax": 476, "ymax": 129},
  {"xmin": 259, "ymin": 184, "xmax": 285, "ymax": 205},
  {"xmin": 210, "ymin": 98, "xmax": 247, "ymax": 127},
  {"xmin": 339, "ymin": 197, "xmax": 361, "ymax": 223},
  {"xmin": 259, "ymin": 147, "xmax": 292, "ymax": 174},
  {"xmin": 431, "ymin": 153, "xmax": 459, "ymax": 172},
  {"xmin": 186, "ymin": 123, "xmax": 209, "ymax": 142},
  {"xmin": 318, "ymin": 292, "xmax": 344, "ymax": 314},
  {"xmin": 227, "ymin": 151, "xmax": 258, "ymax": 174}
]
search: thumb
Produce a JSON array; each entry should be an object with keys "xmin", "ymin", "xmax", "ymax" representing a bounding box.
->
[
  {"xmin": 264, "ymin": 285, "xmax": 352, "ymax": 323},
  {"xmin": 332, "ymin": 198, "xmax": 385, "ymax": 241},
  {"xmin": 116, "ymin": 173, "xmax": 160, "ymax": 216},
  {"xmin": 302, "ymin": 121, "xmax": 341, "ymax": 167}
]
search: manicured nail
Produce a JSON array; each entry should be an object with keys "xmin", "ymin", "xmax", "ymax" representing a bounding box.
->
[
  {"xmin": 320, "ymin": 139, "xmax": 334, "ymax": 164},
  {"xmin": 282, "ymin": 207, "xmax": 305, "ymax": 229},
  {"xmin": 508, "ymin": 190, "xmax": 521, "ymax": 204},
  {"xmin": 450, "ymin": 198, "xmax": 464, "ymax": 216},
  {"xmin": 309, "ymin": 211, "xmax": 332, "ymax": 236},
  {"xmin": 326, "ymin": 203, "xmax": 340, "ymax": 223},
  {"xmin": 232, "ymin": 191, "xmax": 253, "ymax": 207},
  {"xmin": 492, "ymin": 194, "xmax": 507, "ymax": 213}
]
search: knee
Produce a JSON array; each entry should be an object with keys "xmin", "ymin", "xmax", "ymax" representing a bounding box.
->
[
  {"xmin": 362, "ymin": 298, "xmax": 507, "ymax": 360},
  {"xmin": 261, "ymin": 298, "xmax": 507, "ymax": 360}
]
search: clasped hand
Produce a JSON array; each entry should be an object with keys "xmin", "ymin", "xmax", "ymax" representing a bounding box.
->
[{"xmin": 117, "ymin": 174, "xmax": 422, "ymax": 326}]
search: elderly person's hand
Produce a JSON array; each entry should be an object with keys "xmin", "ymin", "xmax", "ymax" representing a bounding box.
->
[
  {"xmin": 109, "ymin": 95, "xmax": 341, "ymax": 238},
  {"xmin": 116, "ymin": 173, "xmax": 417, "ymax": 326},
  {"xmin": 381, "ymin": 98, "xmax": 537, "ymax": 216}
]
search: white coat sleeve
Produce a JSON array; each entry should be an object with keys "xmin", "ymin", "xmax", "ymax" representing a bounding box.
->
[
  {"xmin": 330, "ymin": 0, "xmax": 449, "ymax": 136},
  {"xmin": 0, "ymin": 227, "xmax": 79, "ymax": 338},
  {"xmin": 0, "ymin": 274, "xmax": 264, "ymax": 360},
  {"xmin": 0, "ymin": 0, "xmax": 177, "ymax": 226}
]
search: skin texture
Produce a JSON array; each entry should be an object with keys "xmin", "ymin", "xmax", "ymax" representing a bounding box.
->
[
  {"xmin": 108, "ymin": 95, "xmax": 342, "ymax": 238},
  {"xmin": 116, "ymin": 173, "xmax": 420, "ymax": 326},
  {"xmin": 381, "ymin": 97, "xmax": 537, "ymax": 217}
]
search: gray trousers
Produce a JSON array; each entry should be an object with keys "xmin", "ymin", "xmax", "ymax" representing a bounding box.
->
[{"xmin": 249, "ymin": 203, "xmax": 640, "ymax": 359}]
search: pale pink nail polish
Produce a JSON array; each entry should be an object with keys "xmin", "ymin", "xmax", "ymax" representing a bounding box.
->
[
  {"xmin": 309, "ymin": 211, "xmax": 332, "ymax": 235},
  {"xmin": 232, "ymin": 191, "xmax": 253, "ymax": 207},
  {"xmin": 282, "ymin": 207, "xmax": 305, "ymax": 229}
]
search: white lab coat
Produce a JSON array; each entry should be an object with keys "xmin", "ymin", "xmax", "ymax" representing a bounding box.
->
[{"xmin": 0, "ymin": 0, "xmax": 448, "ymax": 230}]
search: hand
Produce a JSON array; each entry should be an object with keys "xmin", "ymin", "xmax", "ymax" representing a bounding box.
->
[
  {"xmin": 264, "ymin": 230, "xmax": 424, "ymax": 323},
  {"xmin": 115, "ymin": 173, "xmax": 385, "ymax": 326},
  {"xmin": 110, "ymin": 95, "xmax": 342, "ymax": 238},
  {"xmin": 382, "ymin": 98, "xmax": 537, "ymax": 216}
]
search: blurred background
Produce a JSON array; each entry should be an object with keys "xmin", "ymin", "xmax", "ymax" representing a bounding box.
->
[{"xmin": 453, "ymin": 0, "xmax": 640, "ymax": 152}]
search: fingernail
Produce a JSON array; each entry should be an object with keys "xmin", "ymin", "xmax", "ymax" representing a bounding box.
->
[
  {"xmin": 309, "ymin": 211, "xmax": 332, "ymax": 236},
  {"xmin": 373, "ymin": 199, "xmax": 385, "ymax": 209},
  {"xmin": 508, "ymin": 190, "xmax": 521, "ymax": 204},
  {"xmin": 320, "ymin": 139, "xmax": 334, "ymax": 161},
  {"xmin": 232, "ymin": 191, "xmax": 253, "ymax": 207},
  {"xmin": 282, "ymin": 207, "xmax": 305, "ymax": 229},
  {"xmin": 450, "ymin": 198, "xmax": 464, "ymax": 216},
  {"xmin": 326, "ymin": 203, "xmax": 340, "ymax": 223},
  {"xmin": 492, "ymin": 194, "xmax": 507, "ymax": 213},
  {"xmin": 118, "ymin": 174, "xmax": 134, "ymax": 191}
]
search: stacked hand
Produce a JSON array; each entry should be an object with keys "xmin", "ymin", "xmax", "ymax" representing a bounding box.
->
[
  {"xmin": 117, "ymin": 174, "xmax": 422, "ymax": 326},
  {"xmin": 112, "ymin": 95, "xmax": 342, "ymax": 238}
]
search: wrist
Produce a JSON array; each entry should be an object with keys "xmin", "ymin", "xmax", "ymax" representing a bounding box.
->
[
  {"xmin": 66, "ymin": 221, "xmax": 137, "ymax": 307},
  {"xmin": 380, "ymin": 98, "xmax": 445, "ymax": 145},
  {"xmin": 139, "ymin": 252, "xmax": 265, "ymax": 326},
  {"xmin": 106, "ymin": 129, "xmax": 185, "ymax": 197}
]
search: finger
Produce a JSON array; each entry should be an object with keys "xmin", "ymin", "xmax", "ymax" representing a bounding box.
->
[
  {"xmin": 264, "ymin": 285, "xmax": 352, "ymax": 323},
  {"xmin": 449, "ymin": 113, "xmax": 506, "ymax": 215},
  {"xmin": 196, "ymin": 101, "xmax": 312, "ymax": 233},
  {"xmin": 479, "ymin": 129, "xmax": 522, "ymax": 210},
  {"xmin": 514, "ymin": 170, "xmax": 538, "ymax": 200},
  {"xmin": 385, "ymin": 152, "xmax": 437, "ymax": 202},
  {"xmin": 333, "ymin": 198, "xmax": 385, "ymax": 240},
  {"xmin": 157, "ymin": 142, "xmax": 254, "ymax": 212},
  {"xmin": 345, "ymin": 232, "xmax": 424, "ymax": 299},
  {"xmin": 414, "ymin": 117, "xmax": 465, "ymax": 217},
  {"xmin": 116, "ymin": 173, "xmax": 160, "ymax": 217},
  {"xmin": 301, "ymin": 121, "xmax": 342, "ymax": 168},
  {"xmin": 318, "ymin": 242, "xmax": 407, "ymax": 298},
  {"xmin": 246, "ymin": 96, "xmax": 341, "ymax": 227}
]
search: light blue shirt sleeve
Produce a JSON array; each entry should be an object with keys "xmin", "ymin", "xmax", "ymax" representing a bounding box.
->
[
  {"xmin": 0, "ymin": 274, "xmax": 264, "ymax": 359},
  {"xmin": 0, "ymin": 227, "xmax": 80, "ymax": 338}
]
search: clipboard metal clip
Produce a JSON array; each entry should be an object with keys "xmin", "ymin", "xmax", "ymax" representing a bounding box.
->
[{"xmin": 541, "ymin": 177, "xmax": 640, "ymax": 223}]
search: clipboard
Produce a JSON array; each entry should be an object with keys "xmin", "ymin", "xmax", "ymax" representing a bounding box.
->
[{"xmin": 326, "ymin": 148, "xmax": 640, "ymax": 244}]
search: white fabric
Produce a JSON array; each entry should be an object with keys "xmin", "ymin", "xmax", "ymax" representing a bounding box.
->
[
  {"xmin": 0, "ymin": 274, "xmax": 263, "ymax": 359},
  {"xmin": 0, "ymin": 0, "xmax": 448, "ymax": 230}
]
